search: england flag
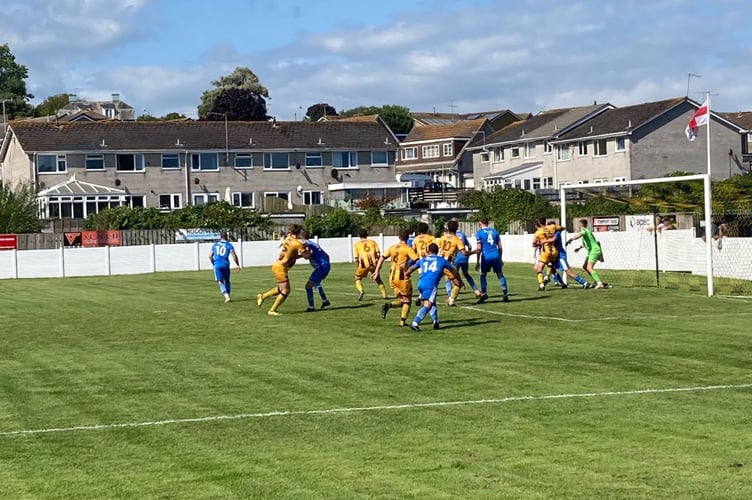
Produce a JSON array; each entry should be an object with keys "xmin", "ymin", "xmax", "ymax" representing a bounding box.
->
[{"xmin": 685, "ymin": 98, "xmax": 709, "ymax": 141}]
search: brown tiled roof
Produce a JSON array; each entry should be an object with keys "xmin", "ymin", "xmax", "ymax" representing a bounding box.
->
[
  {"xmin": 320, "ymin": 114, "xmax": 380, "ymax": 123},
  {"xmin": 471, "ymin": 104, "xmax": 608, "ymax": 147},
  {"xmin": 403, "ymin": 118, "xmax": 486, "ymax": 142},
  {"xmin": 556, "ymin": 97, "xmax": 685, "ymax": 141},
  {"xmin": 8, "ymin": 119, "xmax": 398, "ymax": 152},
  {"xmin": 719, "ymin": 111, "xmax": 752, "ymax": 130}
]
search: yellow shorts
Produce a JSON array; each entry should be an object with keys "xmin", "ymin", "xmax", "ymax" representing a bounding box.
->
[
  {"xmin": 355, "ymin": 265, "xmax": 376, "ymax": 279},
  {"xmin": 272, "ymin": 261, "xmax": 289, "ymax": 283},
  {"xmin": 390, "ymin": 279, "xmax": 413, "ymax": 298},
  {"xmin": 538, "ymin": 249, "xmax": 558, "ymax": 264}
]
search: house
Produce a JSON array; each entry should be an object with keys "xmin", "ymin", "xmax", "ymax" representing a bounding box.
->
[
  {"xmin": 397, "ymin": 118, "xmax": 493, "ymax": 192},
  {"xmin": 0, "ymin": 117, "xmax": 400, "ymax": 220},
  {"xmin": 412, "ymin": 109, "xmax": 522, "ymax": 131},
  {"xmin": 59, "ymin": 94, "xmax": 136, "ymax": 121},
  {"xmin": 552, "ymin": 97, "xmax": 747, "ymax": 184},
  {"xmin": 468, "ymin": 103, "xmax": 613, "ymax": 191},
  {"xmin": 718, "ymin": 111, "xmax": 752, "ymax": 173}
]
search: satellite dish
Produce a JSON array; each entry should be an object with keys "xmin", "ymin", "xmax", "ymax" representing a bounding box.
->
[{"xmin": 296, "ymin": 185, "xmax": 303, "ymax": 193}]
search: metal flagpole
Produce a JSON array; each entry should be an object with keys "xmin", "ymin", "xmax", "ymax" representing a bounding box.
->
[{"xmin": 702, "ymin": 92, "xmax": 714, "ymax": 296}]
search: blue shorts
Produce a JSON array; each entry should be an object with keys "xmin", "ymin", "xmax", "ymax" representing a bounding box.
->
[
  {"xmin": 214, "ymin": 266, "xmax": 230, "ymax": 283},
  {"xmin": 309, "ymin": 263, "xmax": 331, "ymax": 284},
  {"xmin": 418, "ymin": 284, "xmax": 439, "ymax": 303},
  {"xmin": 454, "ymin": 260, "xmax": 469, "ymax": 273},
  {"xmin": 480, "ymin": 255, "xmax": 502, "ymax": 274}
]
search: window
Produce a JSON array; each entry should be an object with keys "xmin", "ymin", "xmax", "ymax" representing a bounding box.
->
[
  {"xmin": 533, "ymin": 178, "xmax": 541, "ymax": 190},
  {"xmin": 234, "ymin": 153, "xmax": 253, "ymax": 169},
  {"xmin": 37, "ymin": 154, "xmax": 66, "ymax": 173},
  {"xmin": 480, "ymin": 151, "xmax": 489, "ymax": 162},
  {"xmin": 401, "ymin": 147, "xmax": 417, "ymax": 160},
  {"xmin": 593, "ymin": 178, "xmax": 608, "ymax": 184},
  {"xmin": 262, "ymin": 152, "xmax": 290, "ymax": 170},
  {"xmin": 158, "ymin": 193, "xmax": 182, "ymax": 210},
  {"xmin": 162, "ymin": 154, "xmax": 180, "ymax": 170},
  {"xmin": 556, "ymin": 145, "xmax": 570, "ymax": 161},
  {"xmin": 422, "ymin": 145, "xmax": 440, "ymax": 159},
  {"xmin": 192, "ymin": 193, "xmax": 219, "ymax": 205},
  {"xmin": 191, "ymin": 153, "xmax": 219, "ymax": 171},
  {"xmin": 523, "ymin": 179, "xmax": 532, "ymax": 190},
  {"xmin": 264, "ymin": 192, "xmax": 289, "ymax": 201},
  {"xmin": 85, "ymin": 154, "xmax": 105, "ymax": 170},
  {"xmin": 578, "ymin": 141, "xmax": 589, "ymax": 156},
  {"xmin": 371, "ymin": 151, "xmax": 388, "ymax": 166},
  {"xmin": 305, "ymin": 152, "xmax": 323, "ymax": 167},
  {"xmin": 493, "ymin": 147, "xmax": 504, "ymax": 162},
  {"xmin": 510, "ymin": 146, "xmax": 520, "ymax": 158},
  {"xmin": 332, "ymin": 151, "xmax": 357, "ymax": 168},
  {"xmin": 232, "ymin": 192, "xmax": 254, "ymax": 208},
  {"xmin": 544, "ymin": 141, "xmax": 552, "ymax": 154},
  {"xmin": 615, "ymin": 137, "xmax": 626, "ymax": 151},
  {"xmin": 442, "ymin": 143, "xmax": 453, "ymax": 157},
  {"xmin": 594, "ymin": 139, "xmax": 608, "ymax": 156},
  {"xmin": 524, "ymin": 142, "xmax": 535, "ymax": 158},
  {"xmin": 116, "ymin": 154, "xmax": 145, "ymax": 172},
  {"xmin": 303, "ymin": 190, "xmax": 323, "ymax": 205},
  {"xmin": 129, "ymin": 195, "xmax": 145, "ymax": 207},
  {"xmin": 613, "ymin": 176, "xmax": 627, "ymax": 183}
]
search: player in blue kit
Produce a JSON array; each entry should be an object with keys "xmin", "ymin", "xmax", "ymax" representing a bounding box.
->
[
  {"xmin": 300, "ymin": 230, "xmax": 331, "ymax": 311},
  {"xmin": 552, "ymin": 224, "xmax": 590, "ymax": 288},
  {"xmin": 406, "ymin": 242, "xmax": 459, "ymax": 331},
  {"xmin": 209, "ymin": 231, "xmax": 240, "ymax": 303},
  {"xmin": 475, "ymin": 216, "xmax": 509, "ymax": 303}
]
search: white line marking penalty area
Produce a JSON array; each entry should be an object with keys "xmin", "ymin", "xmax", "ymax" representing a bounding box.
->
[{"xmin": 1, "ymin": 383, "xmax": 750, "ymax": 438}]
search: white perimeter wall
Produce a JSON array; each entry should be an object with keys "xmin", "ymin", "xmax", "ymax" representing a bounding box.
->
[{"xmin": 0, "ymin": 231, "xmax": 749, "ymax": 282}]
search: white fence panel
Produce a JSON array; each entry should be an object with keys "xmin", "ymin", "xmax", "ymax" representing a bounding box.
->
[
  {"xmin": 16, "ymin": 249, "xmax": 60, "ymax": 278},
  {"xmin": 155, "ymin": 243, "xmax": 198, "ymax": 272},
  {"xmin": 0, "ymin": 252, "xmax": 14, "ymax": 279},
  {"xmin": 109, "ymin": 246, "xmax": 153, "ymax": 275},
  {"xmin": 64, "ymin": 247, "xmax": 109, "ymax": 277}
]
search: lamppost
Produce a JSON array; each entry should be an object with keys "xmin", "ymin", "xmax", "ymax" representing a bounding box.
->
[{"xmin": 206, "ymin": 112, "xmax": 229, "ymax": 165}]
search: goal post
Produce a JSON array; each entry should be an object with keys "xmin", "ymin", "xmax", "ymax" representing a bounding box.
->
[{"xmin": 559, "ymin": 174, "xmax": 717, "ymax": 296}]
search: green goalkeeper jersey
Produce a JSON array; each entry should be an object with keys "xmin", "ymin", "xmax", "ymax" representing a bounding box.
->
[{"xmin": 580, "ymin": 228, "xmax": 601, "ymax": 252}]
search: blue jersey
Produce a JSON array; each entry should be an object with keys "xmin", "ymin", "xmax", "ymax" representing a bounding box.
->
[
  {"xmin": 476, "ymin": 227, "xmax": 501, "ymax": 260},
  {"xmin": 416, "ymin": 254, "xmax": 453, "ymax": 290},
  {"xmin": 211, "ymin": 240, "xmax": 234, "ymax": 268},
  {"xmin": 305, "ymin": 240, "xmax": 330, "ymax": 268},
  {"xmin": 453, "ymin": 230, "xmax": 471, "ymax": 265},
  {"xmin": 554, "ymin": 229, "xmax": 567, "ymax": 258}
]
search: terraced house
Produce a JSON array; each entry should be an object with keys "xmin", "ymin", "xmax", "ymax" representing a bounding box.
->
[{"xmin": 0, "ymin": 117, "xmax": 400, "ymax": 220}]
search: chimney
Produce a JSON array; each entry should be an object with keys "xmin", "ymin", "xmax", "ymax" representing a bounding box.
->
[{"xmin": 112, "ymin": 93, "xmax": 120, "ymax": 103}]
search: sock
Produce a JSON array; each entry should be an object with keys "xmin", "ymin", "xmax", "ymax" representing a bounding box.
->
[
  {"xmin": 261, "ymin": 287, "xmax": 279, "ymax": 300},
  {"xmin": 499, "ymin": 276, "xmax": 508, "ymax": 295},
  {"xmin": 552, "ymin": 272, "xmax": 562, "ymax": 285},
  {"xmin": 269, "ymin": 294, "xmax": 287, "ymax": 313},
  {"xmin": 317, "ymin": 285, "xmax": 328, "ymax": 301},
  {"xmin": 401, "ymin": 303, "xmax": 411, "ymax": 321},
  {"xmin": 451, "ymin": 285, "xmax": 460, "ymax": 300},
  {"xmin": 355, "ymin": 279, "xmax": 364, "ymax": 293},
  {"xmin": 306, "ymin": 288, "xmax": 314, "ymax": 308},
  {"xmin": 480, "ymin": 275, "xmax": 487, "ymax": 293},
  {"xmin": 391, "ymin": 300, "xmax": 402, "ymax": 309},
  {"xmin": 573, "ymin": 274, "xmax": 586, "ymax": 285},
  {"xmin": 414, "ymin": 305, "xmax": 428, "ymax": 325},
  {"xmin": 445, "ymin": 279, "xmax": 453, "ymax": 296},
  {"xmin": 218, "ymin": 282, "xmax": 227, "ymax": 295},
  {"xmin": 537, "ymin": 272, "xmax": 544, "ymax": 284},
  {"xmin": 591, "ymin": 269, "xmax": 601, "ymax": 283},
  {"xmin": 378, "ymin": 282, "xmax": 387, "ymax": 298},
  {"xmin": 429, "ymin": 305, "xmax": 438, "ymax": 322}
]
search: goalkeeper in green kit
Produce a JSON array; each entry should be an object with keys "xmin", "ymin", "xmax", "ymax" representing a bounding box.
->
[{"xmin": 566, "ymin": 218, "xmax": 606, "ymax": 289}]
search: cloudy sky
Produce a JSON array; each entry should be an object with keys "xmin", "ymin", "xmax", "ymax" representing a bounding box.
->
[{"xmin": 3, "ymin": 0, "xmax": 752, "ymax": 119}]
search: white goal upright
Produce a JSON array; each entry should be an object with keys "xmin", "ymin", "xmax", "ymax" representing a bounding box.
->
[{"xmin": 559, "ymin": 174, "xmax": 729, "ymax": 297}]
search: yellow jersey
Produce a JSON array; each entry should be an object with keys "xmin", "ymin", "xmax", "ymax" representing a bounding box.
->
[
  {"xmin": 277, "ymin": 235, "xmax": 306, "ymax": 269},
  {"xmin": 383, "ymin": 242, "xmax": 419, "ymax": 281},
  {"xmin": 437, "ymin": 233, "xmax": 464, "ymax": 262},
  {"xmin": 353, "ymin": 239, "xmax": 381, "ymax": 269},
  {"xmin": 412, "ymin": 233, "xmax": 435, "ymax": 258}
]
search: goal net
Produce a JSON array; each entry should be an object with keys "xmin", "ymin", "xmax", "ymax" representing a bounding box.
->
[{"xmin": 559, "ymin": 174, "xmax": 752, "ymax": 297}]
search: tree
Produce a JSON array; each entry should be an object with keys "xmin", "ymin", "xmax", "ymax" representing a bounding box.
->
[
  {"xmin": 340, "ymin": 104, "xmax": 413, "ymax": 135},
  {"xmin": 305, "ymin": 103, "xmax": 337, "ymax": 121},
  {"xmin": 0, "ymin": 44, "xmax": 34, "ymax": 119},
  {"xmin": 459, "ymin": 187, "xmax": 555, "ymax": 232},
  {"xmin": 198, "ymin": 67, "xmax": 269, "ymax": 119},
  {"xmin": 162, "ymin": 112, "xmax": 187, "ymax": 121},
  {"xmin": 0, "ymin": 182, "xmax": 41, "ymax": 233},
  {"xmin": 340, "ymin": 106, "xmax": 381, "ymax": 117},
  {"xmin": 34, "ymin": 93, "xmax": 70, "ymax": 117},
  {"xmin": 136, "ymin": 112, "xmax": 159, "ymax": 121},
  {"xmin": 210, "ymin": 88, "xmax": 268, "ymax": 121}
]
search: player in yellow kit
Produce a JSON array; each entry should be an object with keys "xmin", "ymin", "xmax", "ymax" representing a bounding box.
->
[
  {"xmin": 256, "ymin": 224, "xmax": 310, "ymax": 315},
  {"xmin": 437, "ymin": 220, "xmax": 467, "ymax": 305},
  {"xmin": 411, "ymin": 222, "xmax": 435, "ymax": 258},
  {"xmin": 373, "ymin": 228, "xmax": 419, "ymax": 327},
  {"xmin": 532, "ymin": 218, "xmax": 559, "ymax": 291},
  {"xmin": 353, "ymin": 228, "xmax": 387, "ymax": 300}
]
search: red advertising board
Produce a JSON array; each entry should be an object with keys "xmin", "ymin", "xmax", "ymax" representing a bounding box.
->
[
  {"xmin": 81, "ymin": 230, "xmax": 121, "ymax": 247},
  {"xmin": 0, "ymin": 234, "xmax": 17, "ymax": 250}
]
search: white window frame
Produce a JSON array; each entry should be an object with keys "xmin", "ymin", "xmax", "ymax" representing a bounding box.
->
[
  {"xmin": 524, "ymin": 142, "xmax": 536, "ymax": 159},
  {"xmin": 37, "ymin": 154, "xmax": 67, "ymax": 174},
  {"xmin": 116, "ymin": 153, "xmax": 145, "ymax": 172},
  {"xmin": 578, "ymin": 141, "xmax": 589, "ymax": 156},
  {"xmin": 303, "ymin": 190, "xmax": 323, "ymax": 205},
  {"xmin": 401, "ymin": 147, "xmax": 417, "ymax": 160},
  {"xmin": 422, "ymin": 144, "xmax": 440, "ymax": 159},
  {"xmin": 556, "ymin": 145, "xmax": 570, "ymax": 161},
  {"xmin": 234, "ymin": 153, "xmax": 253, "ymax": 169},
  {"xmin": 613, "ymin": 176, "xmax": 627, "ymax": 183},
  {"xmin": 158, "ymin": 193, "xmax": 182, "ymax": 210},
  {"xmin": 191, "ymin": 152, "xmax": 220, "ymax": 171},
  {"xmin": 511, "ymin": 146, "xmax": 520, "ymax": 159},
  {"xmin": 593, "ymin": 178, "xmax": 608, "ymax": 184},
  {"xmin": 480, "ymin": 151, "xmax": 489, "ymax": 163},
  {"xmin": 129, "ymin": 195, "xmax": 145, "ymax": 208},
  {"xmin": 442, "ymin": 143, "xmax": 453, "ymax": 157},
  {"xmin": 85, "ymin": 154, "xmax": 105, "ymax": 171},
  {"xmin": 192, "ymin": 193, "xmax": 220, "ymax": 205},
  {"xmin": 161, "ymin": 154, "xmax": 180, "ymax": 170},
  {"xmin": 493, "ymin": 147, "xmax": 504, "ymax": 162},
  {"xmin": 593, "ymin": 139, "xmax": 608, "ymax": 157},
  {"xmin": 263, "ymin": 152, "xmax": 290, "ymax": 170},
  {"xmin": 371, "ymin": 151, "xmax": 388, "ymax": 166},
  {"xmin": 305, "ymin": 152, "xmax": 323, "ymax": 168},
  {"xmin": 543, "ymin": 141, "xmax": 552, "ymax": 154},
  {"xmin": 231, "ymin": 191, "xmax": 255, "ymax": 208},
  {"xmin": 615, "ymin": 137, "xmax": 626, "ymax": 152},
  {"xmin": 332, "ymin": 151, "xmax": 358, "ymax": 169}
]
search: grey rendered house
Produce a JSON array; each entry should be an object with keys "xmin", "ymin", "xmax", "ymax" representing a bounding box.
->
[
  {"xmin": 551, "ymin": 97, "xmax": 747, "ymax": 184},
  {"xmin": 0, "ymin": 117, "xmax": 399, "ymax": 220}
]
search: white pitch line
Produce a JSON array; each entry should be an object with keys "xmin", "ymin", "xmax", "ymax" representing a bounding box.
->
[
  {"xmin": 460, "ymin": 305, "xmax": 621, "ymax": 323},
  {"xmin": 2, "ymin": 383, "xmax": 750, "ymax": 438}
]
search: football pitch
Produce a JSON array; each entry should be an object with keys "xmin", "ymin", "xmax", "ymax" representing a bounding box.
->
[{"xmin": 1, "ymin": 263, "xmax": 751, "ymax": 499}]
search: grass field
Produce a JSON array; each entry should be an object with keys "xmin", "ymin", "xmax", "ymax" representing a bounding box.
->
[{"xmin": 1, "ymin": 263, "xmax": 751, "ymax": 499}]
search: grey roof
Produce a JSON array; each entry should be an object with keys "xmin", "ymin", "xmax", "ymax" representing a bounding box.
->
[
  {"xmin": 8, "ymin": 118, "xmax": 399, "ymax": 153},
  {"xmin": 483, "ymin": 161, "xmax": 543, "ymax": 180}
]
